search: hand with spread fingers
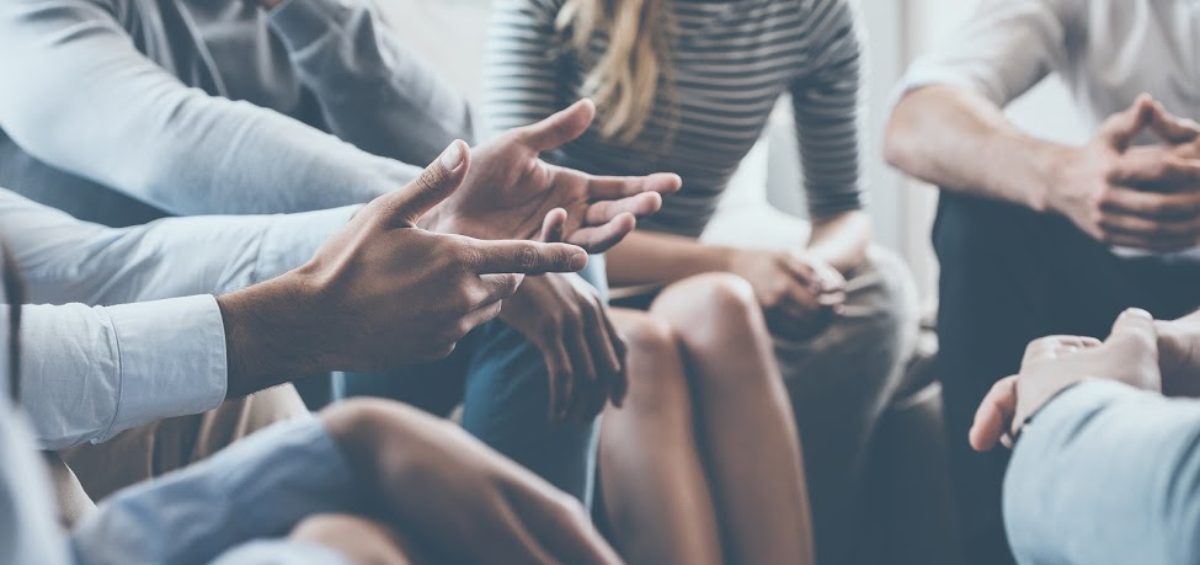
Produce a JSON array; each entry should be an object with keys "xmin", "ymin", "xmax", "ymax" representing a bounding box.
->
[
  {"xmin": 421, "ymin": 99, "xmax": 682, "ymax": 252},
  {"xmin": 969, "ymin": 309, "xmax": 1163, "ymax": 453},
  {"xmin": 217, "ymin": 142, "xmax": 590, "ymax": 393}
]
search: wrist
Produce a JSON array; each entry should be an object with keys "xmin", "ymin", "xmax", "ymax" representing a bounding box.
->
[
  {"xmin": 1040, "ymin": 144, "xmax": 1086, "ymax": 215},
  {"xmin": 217, "ymin": 274, "xmax": 325, "ymax": 396}
]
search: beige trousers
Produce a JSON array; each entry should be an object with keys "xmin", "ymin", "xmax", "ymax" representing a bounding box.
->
[{"xmin": 48, "ymin": 384, "xmax": 308, "ymax": 526}]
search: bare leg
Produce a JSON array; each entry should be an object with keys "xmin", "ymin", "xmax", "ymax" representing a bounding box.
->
[
  {"xmin": 291, "ymin": 514, "xmax": 433, "ymax": 565},
  {"xmin": 598, "ymin": 309, "xmax": 722, "ymax": 565},
  {"xmin": 650, "ymin": 273, "xmax": 815, "ymax": 565}
]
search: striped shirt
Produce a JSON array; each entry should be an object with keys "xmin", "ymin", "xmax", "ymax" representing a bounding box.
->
[{"xmin": 485, "ymin": 0, "xmax": 865, "ymax": 238}]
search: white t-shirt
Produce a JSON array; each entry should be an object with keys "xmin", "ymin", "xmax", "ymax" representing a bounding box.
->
[{"xmin": 899, "ymin": 0, "xmax": 1200, "ymax": 258}]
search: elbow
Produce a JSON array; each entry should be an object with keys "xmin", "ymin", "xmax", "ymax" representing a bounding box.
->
[{"xmin": 882, "ymin": 97, "xmax": 923, "ymax": 175}]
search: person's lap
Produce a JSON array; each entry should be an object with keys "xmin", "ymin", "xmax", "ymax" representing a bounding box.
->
[{"xmin": 933, "ymin": 192, "xmax": 1200, "ymax": 565}]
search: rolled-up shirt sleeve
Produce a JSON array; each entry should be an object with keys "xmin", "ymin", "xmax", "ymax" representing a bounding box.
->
[
  {"xmin": 19, "ymin": 296, "xmax": 228, "ymax": 450},
  {"xmin": 1004, "ymin": 380, "xmax": 1200, "ymax": 565},
  {"xmin": 895, "ymin": 0, "xmax": 1079, "ymax": 107}
]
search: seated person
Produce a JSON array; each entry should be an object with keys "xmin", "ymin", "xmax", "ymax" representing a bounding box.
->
[
  {"xmin": 886, "ymin": 1, "xmax": 1200, "ymax": 561},
  {"xmin": 0, "ymin": 240, "xmax": 623, "ymax": 565},
  {"xmin": 969, "ymin": 307, "xmax": 1200, "ymax": 565},
  {"xmin": 2, "ymin": 143, "xmax": 654, "ymax": 519},
  {"xmin": 485, "ymin": 1, "xmax": 916, "ymax": 563},
  {"xmin": 0, "ymin": 0, "xmax": 678, "ymax": 506}
]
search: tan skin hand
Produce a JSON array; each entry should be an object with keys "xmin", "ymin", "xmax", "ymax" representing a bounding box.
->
[
  {"xmin": 500, "ymin": 272, "xmax": 628, "ymax": 423},
  {"xmin": 321, "ymin": 399, "xmax": 623, "ymax": 565},
  {"xmin": 421, "ymin": 100, "xmax": 682, "ymax": 253},
  {"xmin": 1048, "ymin": 95, "xmax": 1200, "ymax": 252},
  {"xmin": 969, "ymin": 309, "xmax": 1163, "ymax": 453},
  {"xmin": 217, "ymin": 142, "xmax": 589, "ymax": 396}
]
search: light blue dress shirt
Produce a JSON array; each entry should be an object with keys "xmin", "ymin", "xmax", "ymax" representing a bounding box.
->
[
  {"xmin": 0, "ymin": 188, "xmax": 356, "ymax": 449},
  {"xmin": 1005, "ymin": 380, "xmax": 1200, "ymax": 564}
]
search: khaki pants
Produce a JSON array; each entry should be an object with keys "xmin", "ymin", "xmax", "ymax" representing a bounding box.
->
[{"xmin": 49, "ymin": 384, "xmax": 308, "ymax": 526}]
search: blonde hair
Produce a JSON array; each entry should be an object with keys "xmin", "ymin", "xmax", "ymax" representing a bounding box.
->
[{"xmin": 555, "ymin": 0, "xmax": 674, "ymax": 144}]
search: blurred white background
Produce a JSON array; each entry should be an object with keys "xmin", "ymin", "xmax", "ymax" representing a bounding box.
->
[{"xmin": 379, "ymin": 0, "xmax": 1089, "ymax": 302}]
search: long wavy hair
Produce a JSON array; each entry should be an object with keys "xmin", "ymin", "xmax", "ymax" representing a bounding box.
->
[{"xmin": 555, "ymin": 0, "xmax": 675, "ymax": 144}]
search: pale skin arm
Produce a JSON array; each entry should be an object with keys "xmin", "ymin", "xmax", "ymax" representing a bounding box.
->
[
  {"xmin": 886, "ymin": 87, "xmax": 1200, "ymax": 252},
  {"xmin": 605, "ymin": 210, "xmax": 869, "ymax": 286}
]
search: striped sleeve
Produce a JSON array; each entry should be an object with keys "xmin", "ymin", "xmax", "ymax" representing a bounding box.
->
[
  {"xmin": 790, "ymin": 0, "xmax": 865, "ymax": 220},
  {"xmin": 483, "ymin": 0, "xmax": 569, "ymax": 138}
]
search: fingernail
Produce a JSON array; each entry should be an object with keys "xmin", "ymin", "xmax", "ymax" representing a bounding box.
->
[
  {"xmin": 440, "ymin": 141, "xmax": 464, "ymax": 171},
  {"xmin": 1124, "ymin": 308, "xmax": 1153, "ymax": 320}
]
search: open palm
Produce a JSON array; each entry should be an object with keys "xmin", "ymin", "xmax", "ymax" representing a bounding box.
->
[{"xmin": 424, "ymin": 100, "xmax": 681, "ymax": 252}]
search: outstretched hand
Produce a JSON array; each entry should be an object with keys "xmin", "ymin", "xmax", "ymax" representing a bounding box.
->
[
  {"xmin": 219, "ymin": 142, "xmax": 590, "ymax": 392},
  {"xmin": 422, "ymin": 100, "xmax": 682, "ymax": 252}
]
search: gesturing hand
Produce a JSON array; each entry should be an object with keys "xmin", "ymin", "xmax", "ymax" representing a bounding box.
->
[
  {"xmin": 423, "ymin": 100, "xmax": 682, "ymax": 252},
  {"xmin": 729, "ymin": 249, "xmax": 847, "ymax": 338},
  {"xmin": 969, "ymin": 309, "xmax": 1162, "ymax": 453},
  {"xmin": 322, "ymin": 399, "xmax": 623, "ymax": 565},
  {"xmin": 1048, "ymin": 95, "xmax": 1200, "ymax": 252},
  {"xmin": 500, "ymin": 273, "xmax": 628, "ymax": 423},
  {"xmin": 218, "ymin": 142, "xmax": 589, "ymax": 390}
]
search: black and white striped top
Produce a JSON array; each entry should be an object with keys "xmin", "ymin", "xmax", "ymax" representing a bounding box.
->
[{"xmin": 485, "ymin": 0, "xmax": 865, "ymax": 238}]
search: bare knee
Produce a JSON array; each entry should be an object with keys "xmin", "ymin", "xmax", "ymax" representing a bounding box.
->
[{"xmin": 652, "ymin": 273, "xmax": 762, "ymax": 343}]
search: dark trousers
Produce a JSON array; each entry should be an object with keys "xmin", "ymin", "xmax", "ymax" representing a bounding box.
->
[{"xmin": 933, "ymin": 192, "xmax": 1200, "ymax": 565}]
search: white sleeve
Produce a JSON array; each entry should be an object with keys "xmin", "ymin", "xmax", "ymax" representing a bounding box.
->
[
  {"xmin": 0, "ymin": 188, "xmax": 355, "ymax": 305},
  {"xmin": 17, "ymin": 297, "xmax": 228, "ymax": 450},
  {"xmin": 895, "ymin": 0, "xmax": 1081, "ymax": 106}
]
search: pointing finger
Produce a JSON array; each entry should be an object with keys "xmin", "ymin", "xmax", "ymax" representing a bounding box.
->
[{"xmin": 470, "ymin": 240, "xmax": 589, "ymax": 275}]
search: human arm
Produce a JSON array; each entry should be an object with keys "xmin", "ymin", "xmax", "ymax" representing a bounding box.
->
[
  {"xmin": 0, "ymin": 188, "xmax": 355, "ymax": 306},
  {"xmin": 263, "ymin": 0, "xmax": 475, "ymax": 163},
  {"xmin": 1003, "ymin": 380, "xmax": 1200, "ymax": 565},
  {"xmin": 790, "ymin": 0, "xmax": 869, "ymax": 272},
  {"xmin": 884, "ymin": 0, "xmax": 1200, "ymax": 251},
  {"xmin": 0, "ymin": 0, "xmax": 423, "ymax": 215}
]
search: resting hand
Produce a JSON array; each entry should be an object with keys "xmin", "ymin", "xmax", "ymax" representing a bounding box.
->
[
  {"xmin": 322, "ymin": 400, "xmax": 623, "ymax": 565},
  {"xmin": 218, "ymin": 142, "xmax": 589, "ymax": 390},
  {"xmin": 1048, "ymin": 95, "xmax": 1200, "ymax": 252},
  {"xmin": 729, "ymin": 249, "xmax": 846, "ymax": 338},
  {"xmin": 422, "ymin": 100, "xmax": 681, "ymax": 252},
  {"xmin": 500, "ymin": 272, "xmax": 628, "ymax": 423},
  {"xmin": 969, "ymin": 309, "xmax": 1162, "ymax": 452}
]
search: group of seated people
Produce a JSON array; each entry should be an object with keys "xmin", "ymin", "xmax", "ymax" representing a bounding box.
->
[{"xmin": 2, "ymin": 0, "xmax": 1200, "ymax": 563}]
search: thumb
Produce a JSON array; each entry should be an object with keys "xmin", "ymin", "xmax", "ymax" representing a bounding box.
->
[
  {"xmin": 1100, "ymin": 94, "xmax": 1155, "ymax": 151},
  {"xmin": 380, "ymin": 140, "xmax": 470, "ymax": 225},
  {"xmin": 520, "ymin": 99, "xmax": 596, "ymax": 153},
  {"xmin": 1108, "ymin": 308, "xmax": 1158, "ymax": 351}
]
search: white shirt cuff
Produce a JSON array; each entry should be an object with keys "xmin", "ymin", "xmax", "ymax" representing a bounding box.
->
[{"xmin": 103, "ymin": 295, "xmax": 228, "ymax": 441}]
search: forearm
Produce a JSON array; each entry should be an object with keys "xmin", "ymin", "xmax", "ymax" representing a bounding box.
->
[
  {"xmin": 605, "ymin": 230, "xmax": 738, "ymax": 287},
  {"xmin": 268, "ymin": 0, "xmax": 474, "ymax": 162},
  {"xmin": 0, "ymin": 0, "xmax": 419, "ymax": 215},
  {"xmin": 1005, "ymin": 381, "xmax": 1200, "ymax": 565},
  {"xmin": 885, "ymin": 86, "xmax": 1067, "ymax": 212},
  {"xmin": 806, "ymin": 210, "xmax": 870, "ymax": 273}
]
